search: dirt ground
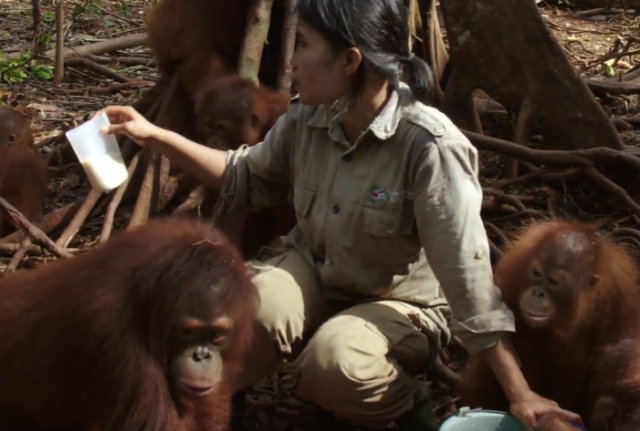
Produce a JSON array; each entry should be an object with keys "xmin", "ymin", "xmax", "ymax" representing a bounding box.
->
[{"xmin": 1, "ymin": 1, "xmax": 640, "ymax": 430}]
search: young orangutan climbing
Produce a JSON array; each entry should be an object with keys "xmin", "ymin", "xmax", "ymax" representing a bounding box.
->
[
  {"xmin": 145, "ymin": 0, "xmax": 249, "ymax": 98},
  {"xmin": 192, "ymin": 74, "xmax": 295, "ymax": 258},
  {"xmin": 0, "ymin": 106, "xmax": 36, "ymax": 148},
  {"xmin": 194, "ymin": 74, "xmax": 291, "ymax": 149}
]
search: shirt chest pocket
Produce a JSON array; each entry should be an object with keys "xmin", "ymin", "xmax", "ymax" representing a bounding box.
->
[
  {"xmin": 293, "ymin": 182, "xmax": 316, "ymax": 217},
  {"xmin": 362, "ymin": 200, "xmax": 415, "ymax": 237}
]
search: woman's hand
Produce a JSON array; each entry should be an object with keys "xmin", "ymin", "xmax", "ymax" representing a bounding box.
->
[
  {"xmin": 97, "ymin": 106, "xmax": 163, "ymax": 148},
  {"xmin": 481, "ymin": 335, "xmax": 583, "ymax": 430},
  {"xmin": 509, "ymin": 390, "xmax": 583, "ymax": 430}
]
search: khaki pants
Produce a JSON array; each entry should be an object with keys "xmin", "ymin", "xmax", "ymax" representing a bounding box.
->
[{"xmin": 236, "ymin": 248, "xmax": 446, "ymax": 429}]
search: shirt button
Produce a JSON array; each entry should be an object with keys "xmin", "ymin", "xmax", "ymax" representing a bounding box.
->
[
  {"xmin": 331, "ymin": 204, "xmax": 340, "ymax": 214},
  {"xmin": 343, "ymin": 153, "xmax": 353, "ymax": 162}
]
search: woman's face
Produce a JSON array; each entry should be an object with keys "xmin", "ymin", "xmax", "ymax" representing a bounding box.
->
[{"xmin": 291, "ymin": 20, "xmax": 361, "ymax": 105}]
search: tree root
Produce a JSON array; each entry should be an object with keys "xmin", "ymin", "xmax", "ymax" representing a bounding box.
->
[
  {"xmin": 239, "ymin": 0, "xmax": 275, "ymax": 82},
  {"xmin": 276, "ymin": 0, "xmax": 298, "ymax": 93},
  {"xmin": 55, "ymin": 189, "xmax": 102, "ymax": 248},
  {"xmin": 99, "ymin": 150, "xmax": 142, "ymax": 243},
  {"xmin": 173, "ymin": 185, "xmax": 206, "ymax": 216}
]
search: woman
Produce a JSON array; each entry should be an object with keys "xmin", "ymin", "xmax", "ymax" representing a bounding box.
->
[{"xmin": 100, "ymin": 0, "xmax": 582, "ymax": 429}]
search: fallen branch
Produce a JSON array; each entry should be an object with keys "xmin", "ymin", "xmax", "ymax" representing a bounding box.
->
[
  {"xmin": 64, "ymin": 57, "xmax": 133, "ymax": 83},
  {"xmin": 6, "ymin": 237, "xmax": 32, "ymax": 273},
  {"xmin": 571, "ymin": 7, "xmax": 635, "ymax": 16},
  {"xmin": 35, "ymin": 132, "xmax": 66, "ymax": 149},
  {"xmin": 0, "ymin": 242, "xmax": 66, "ymax": 257},
  {"xmin": 84, "ymin": 54, "xmax": 155, "ymax": 66},
  {"xmin": 0, "ymin": 196, "xmax": 72, "ymax": 258},
  {"xmin": 61, "ymin": 81, "xmax": 153, "ymax": 96},
  {"xmin": 32, "ymin": 33, "xmax": 147, "ymax": 60}
]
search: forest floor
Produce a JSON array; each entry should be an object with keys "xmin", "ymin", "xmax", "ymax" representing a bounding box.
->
[{"xmin": 1, "ymin": 0, "xmax": 640, "ymax": 430}]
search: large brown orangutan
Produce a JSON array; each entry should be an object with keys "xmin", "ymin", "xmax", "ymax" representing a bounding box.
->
[{"xmin": 0, "ymin": 217, "xmax": 259, "ymax": 431}]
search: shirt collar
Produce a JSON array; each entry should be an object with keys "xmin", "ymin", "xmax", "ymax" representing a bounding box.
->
[{"xmin": 307, "ymin": 82, "xmax": 414, "ymax": 142}]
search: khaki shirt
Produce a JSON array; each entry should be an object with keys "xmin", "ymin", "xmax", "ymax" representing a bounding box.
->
[{"xmin": 216, "ymin": 83, "xmax": 515, "ymax": 354}]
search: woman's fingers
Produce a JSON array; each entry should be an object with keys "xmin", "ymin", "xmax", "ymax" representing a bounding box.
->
[
  {"xmin": 98, "ymin": 105, "xmax": 139, "ymax": 125},
  {"xmin": 100, "ymin": 123, "xmax": 129, "ymax": 136},
  {"xmin": 554, "ymin": 409, "xmax": 583, "ymax": 425}
]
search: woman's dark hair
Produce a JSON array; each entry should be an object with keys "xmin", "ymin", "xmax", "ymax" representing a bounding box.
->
[{"xmin": 297, "ymin": 0, "xmax": 435, "ymax": 102}]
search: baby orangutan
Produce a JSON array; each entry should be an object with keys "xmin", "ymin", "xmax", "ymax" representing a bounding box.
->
[
  {"xmin": 458, "ymin": 220, "xmax": 640, "ymax": 431},
  {"xmin": 190, "ymin": 74, "xmax": 295, "ymax": 258},
  {"xmin": 586, "ymin": 339, "xmax": 640, "ymax": 431},
  {"xmin": 194, "ymin": 74, "xmax": 290, "ymax": 150},
  {"xmin": 0, "ymin": 106, "xmax": 47, "ymax": 236},
  {"xmin": 0, "ymin": 106, "xmax": 35, "ymax": 147}
]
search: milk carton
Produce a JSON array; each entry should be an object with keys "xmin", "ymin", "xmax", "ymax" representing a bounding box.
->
[{"xmin": 65, "ymin": 112, "xmax": 128, "ymax": 192}]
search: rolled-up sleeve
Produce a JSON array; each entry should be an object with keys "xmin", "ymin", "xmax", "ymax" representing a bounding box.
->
[
  {"xmin": 215, "ymin": 105, "xmax": 298, "ymax": 216},
  {"xmin": 412, "ymin": 135, "xmax": 515, "ymax": 355}
]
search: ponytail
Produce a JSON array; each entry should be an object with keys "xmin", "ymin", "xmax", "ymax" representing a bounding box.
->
[{"xmin": 401, "ymin": 54, "xmax": 436, "ymax": 103}]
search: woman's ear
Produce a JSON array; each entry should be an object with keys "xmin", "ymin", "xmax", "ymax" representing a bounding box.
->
[{"xmin": 342, "ymin": 47, "xmax": 363, "ymax": 76}]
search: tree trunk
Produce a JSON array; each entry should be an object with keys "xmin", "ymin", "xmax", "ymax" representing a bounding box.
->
[{"xmin": 439, "ymin": 0, "xmax": 624, "ymax": 150}]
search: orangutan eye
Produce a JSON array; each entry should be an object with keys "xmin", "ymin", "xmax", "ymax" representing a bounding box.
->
[
  {"xmin": 181, "ymin": 329, "xmax": 199, "ymax": 340},
  {"xmin": 531, "ymin": 268, "xmax": 542, "ymax": 278},
  {"xmin": 547, "ymin": 277, "xmax": 558, "ymax": 286},
  {"xmin": 209, "ymin": 329, "xmax": 228, "ymax": 345}
]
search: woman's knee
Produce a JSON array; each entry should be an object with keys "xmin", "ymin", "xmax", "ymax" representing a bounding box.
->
[
  {"xmin": 296, "ymin": 314, "xmax": 408, "ymax": 409},
  {"xmin": 248, "ymin": 249, "xmax": 330, "ymax": 356},
  {"xmin": 294, "ymin": 303, "xmax": 434, "ymax": 427}
]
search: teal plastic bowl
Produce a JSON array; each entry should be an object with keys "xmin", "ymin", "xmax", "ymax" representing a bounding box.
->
[{"xmin": 440, "ymin": 407, "xmax": 527, "ymax": 431}]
